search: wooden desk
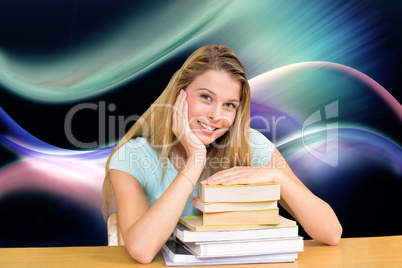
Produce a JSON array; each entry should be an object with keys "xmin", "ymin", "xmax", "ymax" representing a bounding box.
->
[{"xmin": 1, "ymin": 236, "xmax": 401, "ymax": 268}]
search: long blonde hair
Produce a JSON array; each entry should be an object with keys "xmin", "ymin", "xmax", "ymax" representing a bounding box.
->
[{"xmin": 102, "ymin": 44, "xmax": 252, "ymax": 220}]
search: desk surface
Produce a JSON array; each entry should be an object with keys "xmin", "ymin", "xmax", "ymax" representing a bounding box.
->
[{"xmin": 1, "ymin": 236, "xmax": 401, "ymax": 268}]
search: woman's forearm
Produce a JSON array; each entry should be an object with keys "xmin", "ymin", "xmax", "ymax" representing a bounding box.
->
[
  {"xmin": 278, "ymin": 171, "xmax": 342, "ymax": 245},
  {"xmin": 124, "ymin": 156, "xmax": 204, "ymax": 263}
]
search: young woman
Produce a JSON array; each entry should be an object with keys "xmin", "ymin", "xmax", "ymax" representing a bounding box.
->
[{"xmin": 102, "ymin": 44, "xmax": 342, "ymax": 264}]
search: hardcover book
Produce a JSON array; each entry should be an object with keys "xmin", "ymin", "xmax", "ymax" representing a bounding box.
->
[
  {"xmin": 193, "ymin": 197, "xmax": 278, "ymax": 213},
  {"xmin": 183, "ymin": 236, "xmax": 304, "ymax": 258},
  {"xmin": 200, "ymin": 183, "xmax": 280, "ymax": 203},
  {"xmin": 162, "ymin": 240, "xmax": 297, "ymax": 266},
  {"xmin": 173, "ymin": 220, "xmax": 298, "ymax": 242},
  {"xmin": 202, "ymin": 208, "xmax": 279, "ymax": 225},
  {"xmin": 179, "ymin": 215, "xmax": 296, "ymax": 231}
]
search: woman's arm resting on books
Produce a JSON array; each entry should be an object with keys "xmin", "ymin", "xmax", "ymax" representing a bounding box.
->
[
  {"xmin": 201, "ymin": 148, "xmax": 342, "ymax": 246},
  {"xmin": 111, "ymin": 157, "xmax": 203, "ymax": 264}
]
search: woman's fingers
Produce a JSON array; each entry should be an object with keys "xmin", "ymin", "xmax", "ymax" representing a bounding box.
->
[
  {"xmin": 172, "ymin": 90, "xmax": 186, "ymax": 137},
  {"xmin": 203, "ymin": 174, "xmax": 245, "ymax": 185},
  {"xmin": 201, "ymin": 166, "xmax": 276, "ymax": 186},
  {"xmin": 183, "ymin": 96, "xmax": 188, "ymax": 122},
  {"xmin": 172, "ymin": 89, "xmax": 206, "ymax": 156},
  {"xmin": 202, "ymin": 168, "xmax": 238, "ymax": 184},
  {"xmin": 179, "ymin": 92, "xmax": 187, "ymax": 127}
]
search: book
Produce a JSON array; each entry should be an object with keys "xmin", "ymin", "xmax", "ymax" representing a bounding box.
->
[
  {"xmin": 202, "ymin": 208, "xmax": 279, "ymax": 225},
  {"xmin": 161, "ymin": 240, "xmax": 297, "ymax": 266},
  {"xmin": 162, "ymin": 240, "xmax": 195, "ymax": 263},
  {"xmin": 193, "ymin": 197, "xmax": 278, "ymax": 213},
  {"xmin": 183, "ymin": 236, "xmax": 304, "ymax": 258},
  {"xmin": 179, "ymin": 214, "xmax": 296, "ymax": 231},
  {"xmin": 200, "ymin": 183, "xmax": 280, "ymax": 202},
  {"xmin": 174, "ymin": 220, "xmax": 298, "ymax": 242}
]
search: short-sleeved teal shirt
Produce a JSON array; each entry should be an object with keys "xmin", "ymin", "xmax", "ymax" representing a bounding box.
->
[{"xmin": 109, "ymin": 128, "xmax": 275, "ymax": 216}]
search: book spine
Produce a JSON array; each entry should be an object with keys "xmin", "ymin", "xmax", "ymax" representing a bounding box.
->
[{"xmin": 202, "ymin": 209, "xmax": 279, "ymax": 226}]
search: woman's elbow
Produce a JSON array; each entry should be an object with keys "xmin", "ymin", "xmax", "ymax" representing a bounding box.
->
[
  {"xmin": 326, "ymin": 234, "xmax": 341, "ymax": 246},
  {"xmin": 127, "ymin": 244, "xmax": 157, "ymax": 264},
  {"xmin": 325, "ymin": 224, "xmax": 343, "ymax": 246},
  {"xmin": 312, "ymin": 222, "xmax": 342, "ymax": 246}
]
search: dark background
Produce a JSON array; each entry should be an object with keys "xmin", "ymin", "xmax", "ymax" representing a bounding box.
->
[{"xmin": 0, "ymin": 0, "xmax": 401, "ymax": 247}]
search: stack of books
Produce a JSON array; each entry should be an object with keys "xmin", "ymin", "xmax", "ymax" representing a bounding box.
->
[
  {"xmin": 195, "ymin": 183, "xmax": 280, "ymax": 225},
  {"xmin": 162, "ymin": 183, "xmax": 304, "ymax": 266}
]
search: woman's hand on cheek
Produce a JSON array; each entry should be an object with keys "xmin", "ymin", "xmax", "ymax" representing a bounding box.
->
[
  {"xmin": 172, "ymin": 90, "xmax": 206, "ymax": 157},
  {"xmin": 201, "ymin": 166, "xmax": 281, "ymax": 186}
]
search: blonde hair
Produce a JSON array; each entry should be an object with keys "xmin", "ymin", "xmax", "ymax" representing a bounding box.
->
[{"xmin": 102, "ymin": 44, "xmax": 252, "ymax": 220}]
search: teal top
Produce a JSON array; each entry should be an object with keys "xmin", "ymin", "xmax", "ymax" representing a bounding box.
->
[{"xmin": 109, "ymin": 128, "xmax": 275, "ymax": 216}]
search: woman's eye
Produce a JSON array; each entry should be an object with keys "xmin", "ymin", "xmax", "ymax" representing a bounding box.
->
[
  {"xmin": 224, "ymin": 103, "xmax": 236, "ymax": 109},
  {"xmin": 201, "ymin": 94, "xmax": 211, "ymax": 101}
]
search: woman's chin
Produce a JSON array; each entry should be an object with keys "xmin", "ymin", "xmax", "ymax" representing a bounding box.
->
[
  {"xmin": 191, "ymin": 126, "xmax": 229, "ymax": 146},
  {"xmin": 196, "ymin": 132, "xmax": 223, "ymax": 146},
  {"xmin": 199, "ymin": 137, "xmax": 214, "ymax": 146}
]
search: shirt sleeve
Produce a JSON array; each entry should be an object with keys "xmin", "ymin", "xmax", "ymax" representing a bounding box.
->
[
  {"xmin": 249, "ymin": 129, "xmax": 276, "ymax": 166},
  {"xmin": 109, "ymin": 138, "xmax": 148, "ymax": 189}
]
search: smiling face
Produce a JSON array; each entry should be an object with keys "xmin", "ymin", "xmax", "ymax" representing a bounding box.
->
[{"xmin": 185, "ymin": 69, "xmax": 242, "ymax": 145}]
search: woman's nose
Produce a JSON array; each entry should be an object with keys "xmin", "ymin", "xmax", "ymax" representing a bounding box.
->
[{"xmin": 208, "ymin": 105, "xmax": 221, "ymax": 122}]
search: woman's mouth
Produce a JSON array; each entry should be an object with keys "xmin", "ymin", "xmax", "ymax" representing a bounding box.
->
[{"xmin": 198, "ymin": 121, "xmax": 218, "ymax": 134}]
